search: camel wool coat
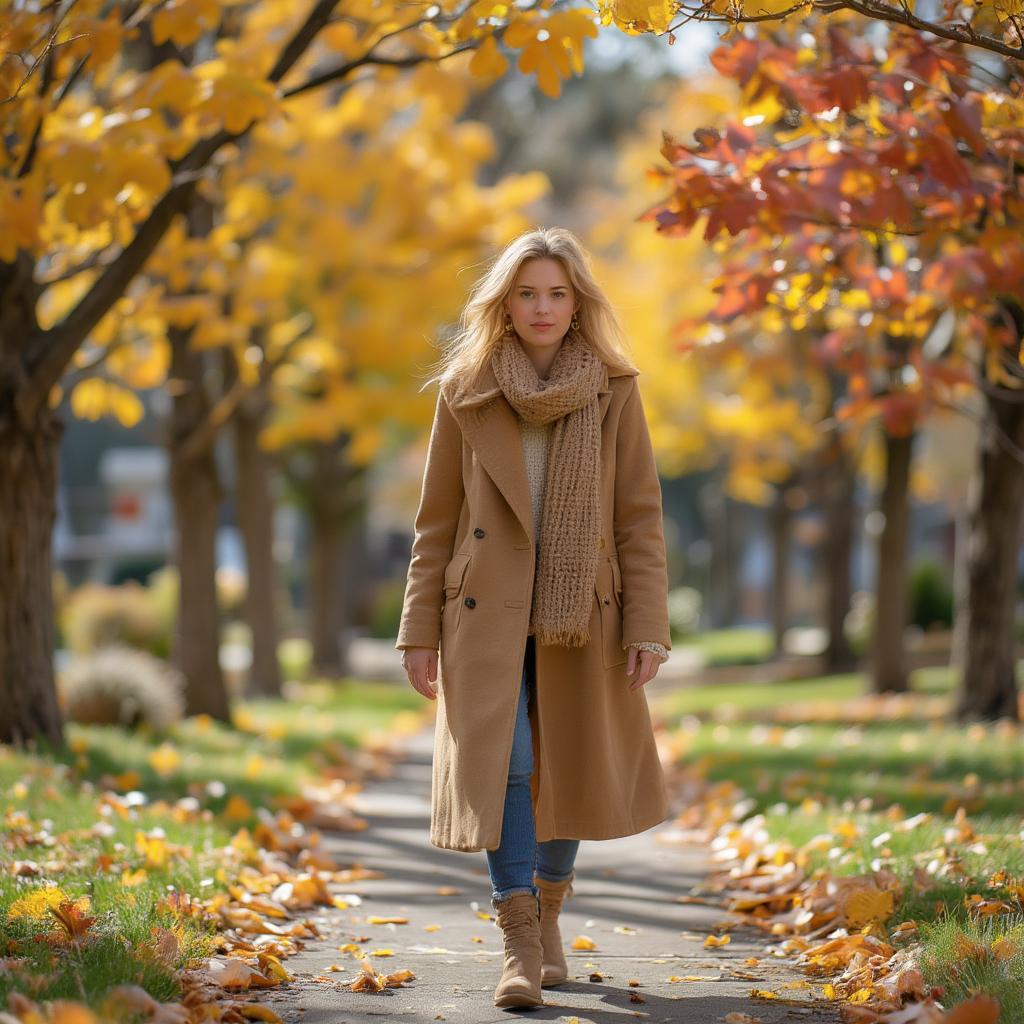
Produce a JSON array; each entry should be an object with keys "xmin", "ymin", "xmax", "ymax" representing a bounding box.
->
[{"xmin": 395, "ymin": 359, "xmax": 672, "ymax": 852}]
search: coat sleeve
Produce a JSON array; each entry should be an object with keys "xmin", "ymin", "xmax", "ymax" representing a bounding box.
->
[
  {"xmin": 395, "ymin": 387, "xmax": 465, "ymax": 652},
  {"xmin": 613, "ymin": 376, "xmax": 672, "ymax": 652}
]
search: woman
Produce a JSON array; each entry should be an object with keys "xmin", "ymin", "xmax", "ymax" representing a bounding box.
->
[{"xmin": 396, "ymin": 227, "xmax": 671, "ymax": 1009}]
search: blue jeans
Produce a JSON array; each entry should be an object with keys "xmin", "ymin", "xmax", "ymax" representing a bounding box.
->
[{"xmin": 487, "ymin": 634, "xmax": 580, "ymax": 904}]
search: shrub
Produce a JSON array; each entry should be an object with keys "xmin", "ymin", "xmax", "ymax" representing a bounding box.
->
[
  {"xmin": 909, "ymin": 558, "xmax": 954, "ymax": 631},
  {"xmin": 368, "ymin": 578, "xmax": 406, "ymax": 640},
  {"xmin": 60, "ymin": 581, "xmax": 169, "ymax": 658},
  {"xmin": 59, "ymin": 646, "xmax": 185, "ymax": 729}
]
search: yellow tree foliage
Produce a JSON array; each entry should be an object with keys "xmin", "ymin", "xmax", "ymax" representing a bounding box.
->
[{"xmin": 1, "ymin": 0, "xmax": 600, "ymax": 429}]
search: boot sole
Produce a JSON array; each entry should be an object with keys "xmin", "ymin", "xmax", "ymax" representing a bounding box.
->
[{"xmin": 494, "ymin": 988, "xmax": 543, "ymax": 1008}]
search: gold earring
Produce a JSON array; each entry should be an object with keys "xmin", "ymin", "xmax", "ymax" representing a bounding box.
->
[
  {"xmin": 504, "ymin": 313, "xmax": 514, "ymax": 337},
  {"xmin": 570, "ymin": 312, "xmax": 580, "ymax": 331}
]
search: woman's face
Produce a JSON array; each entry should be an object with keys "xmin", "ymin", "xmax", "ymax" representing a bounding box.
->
[{"xmin": 505, "ymin": 258, "xmax": 577, "ymax": 350}]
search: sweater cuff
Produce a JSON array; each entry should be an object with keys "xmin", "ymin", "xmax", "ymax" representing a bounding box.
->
[{"xmin": 625, "ymin": 640, "xmax": 669, "ymax": 662}]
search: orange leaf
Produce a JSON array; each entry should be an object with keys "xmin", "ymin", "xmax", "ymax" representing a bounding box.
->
[{"xmin": 49, "ymin": 899, "xmax": 97, "ymax": 940}]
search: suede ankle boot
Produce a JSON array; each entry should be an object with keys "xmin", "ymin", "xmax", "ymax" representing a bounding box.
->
[
  {"xmin": 534, "ymin": 870, "xmax": 574, "ymax": 986},
  {"xmin": 491, "ymin": 890, "xmax": 544, "ymax": 1008}
]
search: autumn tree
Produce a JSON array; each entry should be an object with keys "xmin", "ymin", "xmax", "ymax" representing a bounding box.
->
[
  {"xmin": 585, "ymin": 68, "xmax": 861, "ymax": 663},
  {"xmin": 641, "ymin": 17, "xmax": 1024, "ymax": 711},
  {"xmin": 0, "ymin": 0, "xmax": 598, "ymax": 745}
]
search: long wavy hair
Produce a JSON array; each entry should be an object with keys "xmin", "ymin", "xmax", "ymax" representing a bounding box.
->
[{"xmin": 421, "ymin": 227, "xmax": 639, "ymax": 394}]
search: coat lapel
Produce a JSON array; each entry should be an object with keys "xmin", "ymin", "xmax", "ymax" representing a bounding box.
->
[{"xmin": 446, "ymin": 360, "xmax": 619, "ymax": 546}]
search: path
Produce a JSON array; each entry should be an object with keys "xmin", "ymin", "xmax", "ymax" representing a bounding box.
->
[{"xmin": 259, "ymin": 724, "xmax": 839, "ymax": 1024}]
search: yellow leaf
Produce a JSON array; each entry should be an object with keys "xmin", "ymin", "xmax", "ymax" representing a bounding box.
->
[
  {"xmin": 571, "ymin": 935, "xmax": 597, "ymax": 949},
  {"xmin": 9, "ymin": 886, "xmax": 73, "ymax": 921},
  {"xmin": 469, "ymin": 35, "xmax": 510, "ymax": 82},
  {"xmin": 69, "ymin": 379, "xmax": 144, "ymax": 427},
  {"xmin": 239, "ymin": 1005, "xmax": 283, "ymax": 1022},
  {"xmin": 148, "ymin": 742, "xmax": 182, "ymax": 777},
  {"xmin": 843, "ymin": 886, "xmax": 895, "ymax": 928},
  {"xmin": 223, "ymin": 794, "xmax": 254, "ymax": 821},
  {"xmin": 367, "ymin": 916, "xmax": 409, "ymax": 925},
  {"xmin": 135, "ymin": 832, "xmax": 169, "ymax": 869},
  {"xmin": 704, "ymin": 933, "xmax": 731, "ymax": 947},
  {"xmin": 151, "ymin": 0, "xmax": 221, "ymax": 47}
]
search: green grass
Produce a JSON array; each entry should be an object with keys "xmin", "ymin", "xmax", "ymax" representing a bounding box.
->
[
  {"xmin": 649, "ymin": 663, "xmax": 1024, "ymax": 1022},
  {"xmin": 654, "ymin": 662, "xmax": 954, "ymax": 717},
  {"xmin": 919, "ymin": 913, "xmax": 1024, "ymax": 1021},
  {"xmin": 0, "ymin": 678, "xmax": 426, "ymax": 1012},
  {"xmin": 674, "ymin": 626, "xmax": 775, "ymax": 666}
]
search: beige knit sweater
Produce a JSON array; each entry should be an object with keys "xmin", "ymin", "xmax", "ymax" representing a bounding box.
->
[{"xmin": 519, "ymin": 418, "xmax": 667, "ymax": 661}]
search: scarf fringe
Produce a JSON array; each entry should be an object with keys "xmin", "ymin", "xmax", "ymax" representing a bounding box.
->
[{"xmin": 533, "ymin": 624, "xmax": 591, "ymax": 647}]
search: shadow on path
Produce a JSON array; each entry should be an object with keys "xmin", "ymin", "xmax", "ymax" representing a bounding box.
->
[{"xmin": 258, "ymin": 725, "xmax": 839, "ymax": 1024}]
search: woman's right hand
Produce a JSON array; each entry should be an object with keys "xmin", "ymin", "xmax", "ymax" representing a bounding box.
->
[{"xmin": 401, "ymin": 646, "xmax": 439, "ymax": 700}]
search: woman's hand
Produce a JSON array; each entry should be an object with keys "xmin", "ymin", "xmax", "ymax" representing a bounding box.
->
[
  {"xmin": 402, "ymin": 646, "xmax": 439, "ymax": 700},
  {"xmin": 626, "ymin": 647, "xmax": 663, "ymax": 692}
]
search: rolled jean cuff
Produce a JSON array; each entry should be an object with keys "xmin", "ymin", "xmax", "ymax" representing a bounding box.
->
[
  {"xmin": 491, "ymin": 885, "xmax": 538, "ymax": 904},
  {"xmin": 535, "ymin": 868, "xmax": 574, "ymax": 883}
]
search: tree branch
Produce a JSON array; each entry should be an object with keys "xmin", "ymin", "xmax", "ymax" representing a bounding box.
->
[
  {"xmin": 24, "ymin": 0, "xmax": 346, "ymax": 414},
  {"xmin": 668, "ymin": 0, "xmax": 1024, "ymax": 63}
]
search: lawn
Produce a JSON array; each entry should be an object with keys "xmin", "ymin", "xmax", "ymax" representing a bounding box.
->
[
  {"xmin": 0, "ymin": 679, "xmax": 428, "ymax": 1016},
  {"xmin": 648, "ymin": 663, "xmax": 1024, "ymax": 1021}
]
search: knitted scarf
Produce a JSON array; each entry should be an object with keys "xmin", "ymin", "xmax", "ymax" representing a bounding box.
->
[{"xmin": 490, "ymin": 330, "xmax": 607, "ymax": 647}]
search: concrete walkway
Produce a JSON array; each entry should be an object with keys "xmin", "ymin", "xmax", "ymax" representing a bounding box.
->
[{"xmin": 258, "ymin": 725, "xmax": 839, "ymax": 1024}]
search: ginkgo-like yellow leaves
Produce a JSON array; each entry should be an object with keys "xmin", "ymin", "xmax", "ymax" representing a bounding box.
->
[
  {"xmin": 600, "ymin": 0, "xmax": 675, "ymax": 34},
  {"xmin": 498, "ymin": 11, "xmax": 598, "ymax": 98},
  {"xmin": 469, "ymin": 36, "xmax": 510, "ymax": 83},
  {"xmin": 70, "ymin": 380, "xmax": 145, "ymax": 428},
  {"xmin": 0, "ymin": 179, "xmax": 43, "ymax": 260},
  {"xmin": 152, "ymin": 0, "xmax": 223, "ymax": 48}
]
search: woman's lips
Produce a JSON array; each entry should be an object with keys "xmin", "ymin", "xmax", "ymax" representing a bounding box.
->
[{"xmin": 532, "ymin": 323, "xmax": 554, "ymax": 330}]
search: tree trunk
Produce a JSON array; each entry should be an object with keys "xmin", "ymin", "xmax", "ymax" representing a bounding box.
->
[
  {"xmin": 309, "ymin": 494, "xmax": 344, "ymax": 677},
  {"xmin": 821, "ymin": 436, "xmax": 858, "ymax": 673},
  {"xmin": 0, "ymin": 415, "xmax": 64, "ymax": 747},
  {"xmin": 950, "ymin": 500, "xmax": 971, "ymax": 673},
  {"xmin": 338, "ymin": 499, "xmax": 370, "ymax": 649},
  {"xmin": 954, "ymin": 306, "xmax": 1024, "ymax": 721},
  {"xmin": 304, "ymin": 440, "xmax": 369, "ymax": 678},
  {"xmin": 770, "ymin": 487, "xmax": 791, "ymax": 658},
  {"xmin": 168, "ymin": 327, "xmax": 231, "ymax": 721},
  {"xmin": 871, "ymin": 429, "xmax": 914, "ymax": 693},
  {"xmin": 703, "ymin": 484, "xmax": 735, "ymax": 629},
  {"xmin": 232, "ymin": 387, "xmax": 283, "ymax": 698}
]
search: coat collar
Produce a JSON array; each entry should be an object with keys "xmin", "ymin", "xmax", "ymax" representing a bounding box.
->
[{"xmin": 443, "ymin": 358, "xmax": 637, "ymax": 546}]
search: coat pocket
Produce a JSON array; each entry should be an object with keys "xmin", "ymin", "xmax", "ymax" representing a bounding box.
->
[
  {"xmin": 442, "ymin": 553, "xmax": 472, "ymax": 632},
  {"xmin": 595, "ymin": 558, "xmax": 626, "ymax": 668}
]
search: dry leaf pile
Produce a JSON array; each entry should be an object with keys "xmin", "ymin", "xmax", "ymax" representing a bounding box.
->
[
  {"xmin": 0, "ymin": 732, "xmax": 413, "ymax": 1023},
  {"xmin": 658, "ymin": 749, "xmax": 1020, "ymax": 1024}
]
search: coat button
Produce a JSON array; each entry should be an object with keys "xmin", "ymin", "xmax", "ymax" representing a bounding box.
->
[
  {"xmin": 464, "ymin": 597, "xmax": 476, "ymax": 608},
  {"xmin": 602, "ymin": 595, "xmax": 610, "ymax": 605},
  {"xmin": 474, "ymin": 527, "xmax": 485, "ymax": 538}
]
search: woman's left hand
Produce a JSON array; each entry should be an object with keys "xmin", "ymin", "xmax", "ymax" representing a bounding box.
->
[{"xmin": 626, "ymin": 648, "xmax": 662, "ymax": 691}]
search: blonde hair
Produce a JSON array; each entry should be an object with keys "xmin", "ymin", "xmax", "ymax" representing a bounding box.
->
[{"xmin": 421, "ymin": 227, "xmax": 638, "ymax": 393}]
